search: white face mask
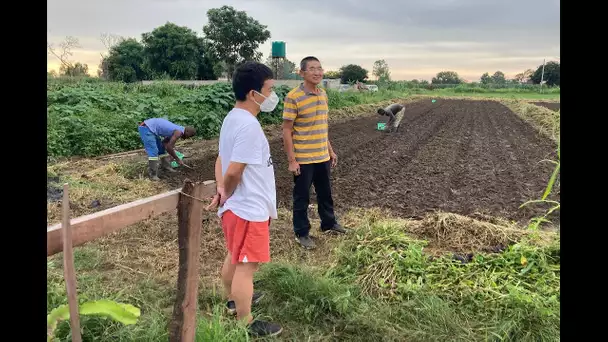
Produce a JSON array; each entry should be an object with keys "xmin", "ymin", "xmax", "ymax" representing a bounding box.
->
[{"xmin": 254, "ymin": 91, "xmax": 279, "ymax": 112}]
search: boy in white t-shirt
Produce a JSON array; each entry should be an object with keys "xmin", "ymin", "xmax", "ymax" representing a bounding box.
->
[{"xmin": 206, "ymin": 61, "xmax": 282, "ymax": 337}]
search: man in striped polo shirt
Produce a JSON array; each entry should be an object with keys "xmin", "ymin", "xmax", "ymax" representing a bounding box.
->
[{"xmin": 282, "ymin": 56, "xmax": 347, "ymax": 249}]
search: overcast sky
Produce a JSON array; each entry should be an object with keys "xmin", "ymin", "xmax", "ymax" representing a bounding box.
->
[{"xmin": 47, "ymin": 0, "xmax": 560, "ymax": 81}]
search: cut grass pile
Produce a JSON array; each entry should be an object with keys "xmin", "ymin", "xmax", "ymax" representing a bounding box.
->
[
  {"xmin": 328, "ymin": 213, "xmax": 559, "ymax": 341},
  {"xmin": 47, "ymin": 161, "xmax": 165, "ymax": 224},
  {"xmin": 503, "ymin": 100, "xmax": 560, "ymax": 142}
]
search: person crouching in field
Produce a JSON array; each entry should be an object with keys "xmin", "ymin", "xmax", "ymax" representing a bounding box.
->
[
  {"xmin": 138, "ymin": 118, "xmax": 196, "ymax": 181},
  {"xmin": 206, "ymin": 61, "xmax": 282, "ymax": 337},
  {"xmin": 377, "ymin": 103, "xmax": 405, "ymax": 133}
]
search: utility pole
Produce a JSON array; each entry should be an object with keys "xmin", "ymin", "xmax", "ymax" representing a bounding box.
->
[{"xmin": 540, "ymin": 58, "xmax": 546, "ymax": 93}]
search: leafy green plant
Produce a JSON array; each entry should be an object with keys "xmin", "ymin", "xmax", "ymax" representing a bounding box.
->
[
  {"xmin": 47, "ymin": 79, "xmax": 408, "ymax": 158},
  {"xmin": 520, "ymin": 140, "xmax": 560, "ymax": 230},
  {"xmin": 47, "ymin": 300, "xmax": 141, "ymax": 342}
]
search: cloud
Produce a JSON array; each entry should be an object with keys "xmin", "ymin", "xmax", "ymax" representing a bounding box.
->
[{"xmin": 47, "ymin": 0, "xmax": 559, "ymax": 80}]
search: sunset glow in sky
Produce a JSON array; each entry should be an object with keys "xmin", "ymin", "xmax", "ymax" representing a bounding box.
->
[{"xmin": 47, "ymin": 0, "xmax": 560, "ymax": 81}]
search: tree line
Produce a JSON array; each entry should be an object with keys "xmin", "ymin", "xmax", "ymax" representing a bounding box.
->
[
  {"xmin": 48, "ymin": 6, "xmax": 272, "ymax": 82},
  {"xmin": 322, "ymin": 61, "xmax": 559, "ymax": 87}
]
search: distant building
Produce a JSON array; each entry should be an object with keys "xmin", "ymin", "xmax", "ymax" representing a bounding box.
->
[{"xmin": 322, "ymin": 79, "xmax": 341, "ymax": 89}]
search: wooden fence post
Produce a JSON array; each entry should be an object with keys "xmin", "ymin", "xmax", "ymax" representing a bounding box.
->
[
  {"xmin": 62, "ymin": 183, "xmax": 82, "ymax": 342},
  {"xmin": 169, "ymin": 180, "xmax": 205, "ymax": 342}
]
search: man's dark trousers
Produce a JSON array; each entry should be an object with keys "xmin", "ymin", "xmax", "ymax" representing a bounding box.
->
[{"xmin": 293, "ymin": 160, "xmax": 337, "ymax": 237}]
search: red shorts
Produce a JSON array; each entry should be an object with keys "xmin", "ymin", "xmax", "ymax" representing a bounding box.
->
[{"xmin": 221, "ymin": 210, "xmax": 271, "ymax": 264}]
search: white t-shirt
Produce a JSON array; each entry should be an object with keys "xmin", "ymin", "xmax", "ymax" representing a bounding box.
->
[{"xmin": 217, "ymin": 108, "xmax": 278, "ymax": 222}]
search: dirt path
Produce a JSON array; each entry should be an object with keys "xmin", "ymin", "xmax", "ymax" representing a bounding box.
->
[{"xmin": 162, "ymin": 99, "xmax": 557, "ymax": 223}]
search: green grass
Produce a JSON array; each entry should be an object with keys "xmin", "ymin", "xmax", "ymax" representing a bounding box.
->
[
  {"xmin": 47, "ymin": 214, "xmax": 559, "ymax": 342},
  {"xmin": 328, "ymin": 219, "xmax": 560, "ymax": 341}
]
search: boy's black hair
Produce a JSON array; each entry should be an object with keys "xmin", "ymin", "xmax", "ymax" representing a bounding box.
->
[
  {"xmin": 300, "ymin": 56, "xmax": 320, "ymax": 71},
  {"xmin": 232, "ymin": 61, "xmax": 274, "ymax": 101}
]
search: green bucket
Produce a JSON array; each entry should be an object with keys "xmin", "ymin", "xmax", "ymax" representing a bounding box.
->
[
  {"xmin": 377, "ymin": 123, "xmax": 386, "ymax": 131},
  {"xmin": 171, "ymin": 151, "xmax": 185, "ymax": 168}
]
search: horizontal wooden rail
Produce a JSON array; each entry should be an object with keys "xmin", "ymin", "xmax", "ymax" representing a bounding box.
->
[
  {"xmin": 94, "ymin": 140, "xmax": 196, "ymax": 160},
  {"xmin": 47, "ymin": 181, "xmax": 216, "ymax": 256}
]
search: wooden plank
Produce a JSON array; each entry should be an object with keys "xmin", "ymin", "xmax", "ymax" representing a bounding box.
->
[
  {"xmin": 96, "ymin": 150, "xmax": 143, "ymax": 160},
  {"xmin": 47, "ymin": 182, "xmax": 216, "ymax": 256},
  {"xmin": 169, "ymin": 180, "xmax": 206, "ymax": 342},
  {"xmin": 62, "ymin": 184, "xmax": 82, "ymax": 342},
  {"xmin": 47, "ymin": 189, "xmax": 180, "ymax": 256},
  {"xmin": 94, "ymin": 140, "xmax": 195, "ymax": 160}
]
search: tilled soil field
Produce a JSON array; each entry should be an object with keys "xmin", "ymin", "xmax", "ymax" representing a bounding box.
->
[{"xmin": 167, "ymin": 99, "xmax": 558, "ymax": 222}]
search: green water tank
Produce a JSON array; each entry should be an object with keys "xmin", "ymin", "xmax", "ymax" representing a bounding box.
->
[{"xmin": 271, "ymin": 41, "xmax": 286, "ymax": 58}]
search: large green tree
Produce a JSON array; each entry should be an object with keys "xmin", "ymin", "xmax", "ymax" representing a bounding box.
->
[
  {"xmin": 372, "ymin": 59, "xmax": 391, "ymax": 82},
  {"xmin": 491, "ymin": 71, "xmax": 506, "ymax": 84},
  {"xmin": 203, "ymin": 6, "xmax": 271, "ymax": 78},
  {"xmin": 141, "ymin": 23, "xmax": 202, "ymax": 80},
  {"xmin": 531, "ymin": 61, "xmax": 560, "ymax": 86},
  {"xmin": 480, "ymin": 71, "xmax": 507, "ymax": 85},
  {"xmin": 432, "ymin": 71, "xmax": 461, "ymax": 84},
  {"xmin": 195, "ymin": 38, "xmax": 219, "ymax": 80},
  {"xmin": 480, "ymin": 72, "xmax": 491, "ymax": 85},
  {"xmin": 339, "ymin": 64, "xmax": 368, "ymax": 83},
  {"xmin": 102, "ymin": 38, "xmax": 147, "ymax": 82}
]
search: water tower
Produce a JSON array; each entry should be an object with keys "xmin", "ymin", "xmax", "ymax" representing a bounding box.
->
[{"xmin": 271, "ymin": 41, "xmax": 286, "ymax": 79}]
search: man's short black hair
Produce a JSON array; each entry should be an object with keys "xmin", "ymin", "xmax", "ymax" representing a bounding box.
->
[
  {"xmin": 300, "ymin": 56, "xmax": 320, "ymax": 71},
  {"xmin": 232, "ymin": 61, "xmax": 274, "ymax": 101}
]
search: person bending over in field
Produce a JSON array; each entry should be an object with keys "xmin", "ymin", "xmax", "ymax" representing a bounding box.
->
[
  {"xmin": 138, "ymin": 118, "xmax": 196, "ymax": 181},
  {"xmin": 377, "ymin": 103, "xmax": 405, "ymax": 133},
  {"xmin": 206, "ymin": 61, "xmax": 282, "ymax": 337}
]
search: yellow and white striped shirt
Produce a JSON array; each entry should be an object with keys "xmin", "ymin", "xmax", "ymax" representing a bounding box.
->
[{"xmin": 283, "ymin": 84, "xmax": 330, "ymax": 164}]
